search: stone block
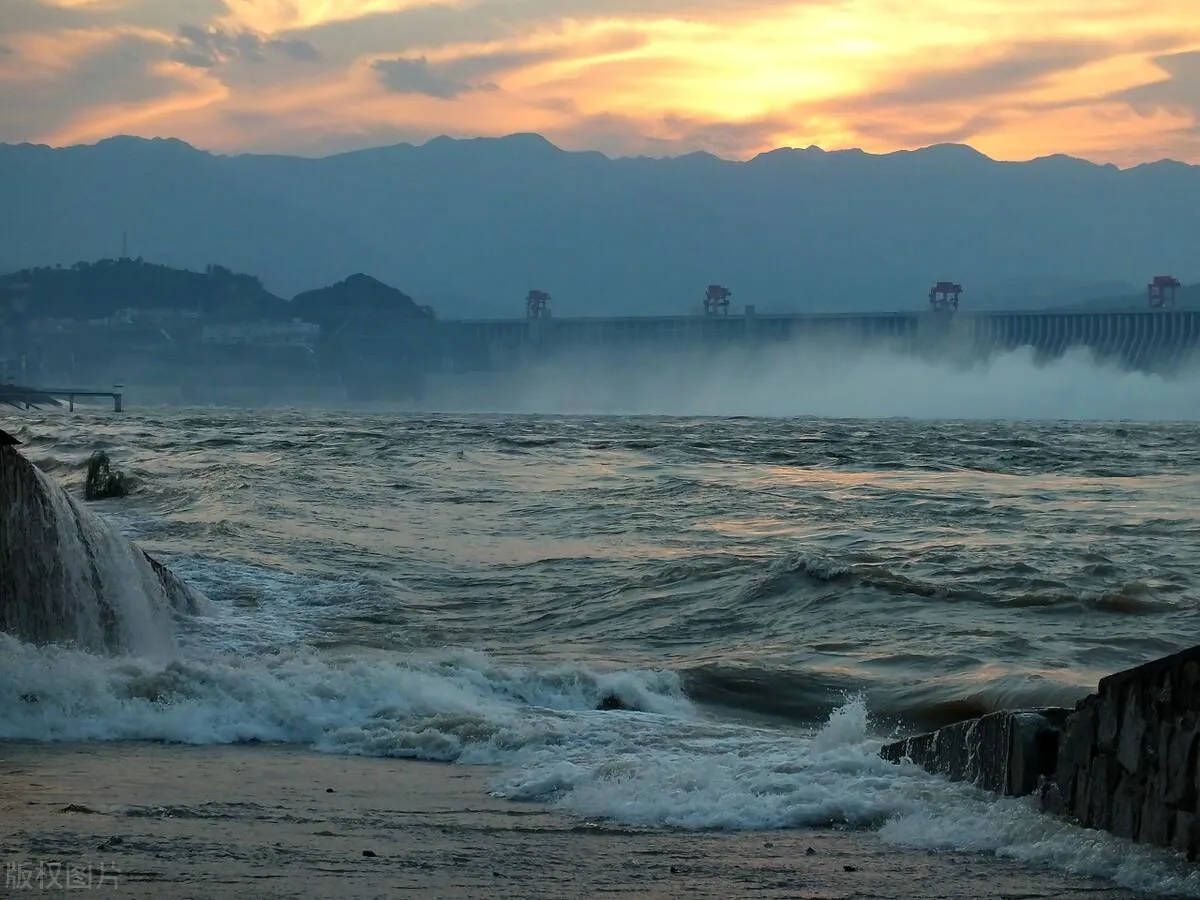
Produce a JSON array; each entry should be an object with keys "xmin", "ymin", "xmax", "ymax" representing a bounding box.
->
[
  {"xmin": 1117, "ymin": 685, "xmax": 1148, "ymax": 775},
  {"xmin": 1162, "ymin": 717, "xmax": 1198, "ymax": 808},
  {"xmin": 880, "ymin": 709, "xmax": 1068, "ymax": 798},
  {"xmin": 1009, "ymin": 709, "xmax": 1068, "ymax": 796},
  {"xmin": 1059, "ymin": 702, "xmax": 1096, "ymax": 770},
  {"xmin": 1139, "ymin": 787, "xmax": 1169, "ymax": 847},
  {"xmin": 1173, "ymin": 812, "xmax": 1200, "ymax": 860},
  {"xmin": 1097, "ymin": 694, "xmax": 1121, "ymax": 753},
  {"xmin": 1179, "ymin": 661, "xmax": 1200, "ymax": 711},
  {"xmin": 1086, "ymin": 754, "xmax": 1112, "ymax": 831},
  {"xmin": 1111, "ymin": 772, "xmax": 1141, "ymax": 840}
]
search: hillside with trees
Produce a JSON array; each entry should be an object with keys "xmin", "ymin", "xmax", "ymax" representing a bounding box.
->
[
  {"xmin": 0, "ymin": 257, "xmax": 288, "ymax": 322},
  {"xmin": 290, "ymin": 273, "xmax": 436, "ymax": 333}
]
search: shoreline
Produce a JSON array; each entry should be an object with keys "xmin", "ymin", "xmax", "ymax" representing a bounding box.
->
[{"xmin": 0, "ymin": 740, "xmax": 1155, "ymax": 899}]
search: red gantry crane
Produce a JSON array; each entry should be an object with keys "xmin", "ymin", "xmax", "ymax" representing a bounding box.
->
[
  {"xmin": 1147, "ymin": 275, "xmax": 1180, "ymax": 310},
  {"xmin": 929, "ymin": 281, "xmax": 962, "ymax": 312}
]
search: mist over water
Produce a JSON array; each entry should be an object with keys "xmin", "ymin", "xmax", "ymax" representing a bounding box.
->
[{"xmin": 429, "ymin": 343, "xmax": 1200, "ymax": 421}]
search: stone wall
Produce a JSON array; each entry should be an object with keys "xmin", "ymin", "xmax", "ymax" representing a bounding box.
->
[
  {"xmin": 880, "ymin": 646, "xmax": 1200, "ymax": 861},
  {"xmin": 0, "ymin": 441, "xmax": 207, "ymax": 653},
  {"xmin": 1041, "ymin": 646, "xmax": 1200, "ymax": 859},
  {"xmin": 881, "ymin": 708, "xmax": 1068, "ymax": 797}
]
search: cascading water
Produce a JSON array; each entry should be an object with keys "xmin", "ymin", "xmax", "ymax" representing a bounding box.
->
[{"xmin": 0, "ymin": 444, "xmax": 208, "ymax": 655}]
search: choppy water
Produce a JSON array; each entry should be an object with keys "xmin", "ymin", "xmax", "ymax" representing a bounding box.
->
[{"xmin": 4, "ymin": 390, "xmax": 1200, "ymax": 894}]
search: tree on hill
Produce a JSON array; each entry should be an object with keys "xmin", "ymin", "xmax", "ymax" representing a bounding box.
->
[
  {"xmin": 289, "ymin": 273, "xmax": 436, "ymax": 333},
  {"xmin": 0, "ymin": 258, "xmax": 287, "ymax": 321}
]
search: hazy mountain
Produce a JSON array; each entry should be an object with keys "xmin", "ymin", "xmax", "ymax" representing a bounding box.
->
[
  {"xmin": 0, "ymin": 257, "xmax": 286, "ymax": 321},
  {"xmin": 291, "ymin": 273, "xmax": 434, "ymax": 331},
  {"xmin": 1, "ymin": 134, "xmax": 1197, "ymax": 318}
]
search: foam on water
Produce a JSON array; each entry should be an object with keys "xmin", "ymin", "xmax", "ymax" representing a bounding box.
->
[
  {"xmin": 0, "ymin": 635, "xmax": 692, "ymax": 752},
  {"xmin": 2, "ymin": 633, "xmax": 1198, "ymax": 896}
]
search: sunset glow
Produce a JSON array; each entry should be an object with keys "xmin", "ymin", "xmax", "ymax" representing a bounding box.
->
[{"xmin": 1, "ymin": 0, "xmax": 1197, "ymax": 162}]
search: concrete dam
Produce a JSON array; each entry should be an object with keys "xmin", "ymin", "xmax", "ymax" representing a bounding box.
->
[{"xmin": 436, "ymin": 309, "xmax": 1200, "ymax": 374}]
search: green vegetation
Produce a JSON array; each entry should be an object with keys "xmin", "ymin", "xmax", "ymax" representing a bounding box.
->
[
  {"xmin": 0, "ymin": 258, "xmax": 288, "ymax": 323},
  {"xmin": 291, "ymin": 273, "xmax": 436, "ymax": 333},
  {"xmin": 0, "ymin": 259, "xmax": 440, "ymax": 326}
]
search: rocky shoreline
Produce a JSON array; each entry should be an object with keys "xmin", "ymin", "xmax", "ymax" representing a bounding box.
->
[{"xmin": 882, "ymin": 646, "xmax": 1200, "ymax": 860}]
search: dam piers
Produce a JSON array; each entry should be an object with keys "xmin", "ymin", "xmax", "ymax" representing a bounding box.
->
[{"xmin": 439, "ymin": 305, "xmax": 1200, "ymax": 374}]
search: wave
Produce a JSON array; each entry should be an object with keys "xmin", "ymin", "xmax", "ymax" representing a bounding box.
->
[
  {"xmin": 680, "ymin": 661, "xmax": 1093, "ymax": 732},
  {"xmin": 0, "ymin": 637, "xmax": 692, "ymax": 752},
  {"xmin": 1, "ymin": 634, "xmax": 1196, "ymax": 895}
]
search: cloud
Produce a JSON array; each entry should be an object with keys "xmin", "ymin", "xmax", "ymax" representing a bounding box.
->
[
  {"xmin": 1116, "ymin": 51, "xmax": 1200, "ymax": 118},
  {"xmin": 372, "ymin": 55, "xmax": 496, "ymax": 98},
  {"xmin": 170, "ymin": 24, "xmax": 321, "ymax": 69},
  {"xmin": 544, "ymin": 106, "xmax": 789, "ymax": 158},
  {"xmin": 0, "ymin": 0, "xmax": 229, "ymax": 35},
  {"xmin": 0, "ymin": 31, "xmax": 201, "ymax": 144},
  {"xmin": 3, "ymin": 0, "xmax": 1200, "ymax": 165},
  {"xmin": 846, "ymin": 40, "xmax": 1118, "ymax": 111},
  {"xmin": 371, "ymin": 33, "xmax": 643, "ymax": 99}
]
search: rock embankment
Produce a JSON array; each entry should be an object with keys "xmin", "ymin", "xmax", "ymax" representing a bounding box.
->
[
  {"xmin": 1, "ymin": 436, "xmax": 207, "ymax": 653},
  {"xmin": 1041, "ymin": 646, "xmax": 1200, "ymax": 858},
  {"xmin": 881, "ymin": 646, "xmax": 1200, "ymax": 860}
]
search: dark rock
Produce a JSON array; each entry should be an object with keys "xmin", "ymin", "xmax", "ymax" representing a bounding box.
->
[
  {"xmin": 362, "ymin": 850, "xmax": 377, "ymax": 858},
  {"xmin": 1, "ymin": 443, "xmax": 207, "ymax": 651},
  {"xmin": 1045, "ymin": 644, "xmax": 1200, "ymax": 861},
  {"xmin": 84, "ymin": 450, "xmax": 128, "ymax": 501},
  {"xmin": 597, "ymin": 692, "xmax": 629, "ymax": 711},
  {"xmin": 0, "ymin": 428, "xmax": 19, "ymax": 446}
]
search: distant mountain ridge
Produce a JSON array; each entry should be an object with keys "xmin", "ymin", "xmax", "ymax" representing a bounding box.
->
[{"xmin": 1, "ymin": 134, "xmax": 1197, "ymax": 317}]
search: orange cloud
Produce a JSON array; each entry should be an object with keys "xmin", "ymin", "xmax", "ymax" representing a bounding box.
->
[{"xmin": 1, "ymin": 0, "xmax": 1198, "ymax": 164}]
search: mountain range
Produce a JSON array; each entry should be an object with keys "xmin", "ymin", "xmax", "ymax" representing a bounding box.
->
[{"xmin": 1, "ymin": 134, "xmax": 1197, "ymax": 318}]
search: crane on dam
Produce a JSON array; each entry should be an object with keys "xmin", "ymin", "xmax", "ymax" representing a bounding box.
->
[
  {"xmin": 929, "ymin": 281, "xmax": 963, "ymax": 313},
  {"xmin": 703, "ymin": 284, "xmax": 732, "ymax": 316},
  {"xmin": 1148, "ymin": 275, "xmax": 1180, "ymax": 310},
  {"xmin": 526, "ymin": 289, "xmax": 551, "ymax": 319}
]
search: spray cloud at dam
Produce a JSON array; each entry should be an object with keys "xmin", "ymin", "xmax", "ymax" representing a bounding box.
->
[{"xmin": 426, "ymin": 326, "xmax": 1200, "ymax": 420}]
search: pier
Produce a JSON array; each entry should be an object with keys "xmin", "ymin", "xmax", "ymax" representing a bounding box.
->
[{"xmin": 0, "ymin": 383, "xmax": 124, "ymax": 412}]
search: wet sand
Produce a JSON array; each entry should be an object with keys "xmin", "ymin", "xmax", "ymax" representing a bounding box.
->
[{"xmin": 0, "ymin": 741, "xmax": 1155, "ymax": 899}]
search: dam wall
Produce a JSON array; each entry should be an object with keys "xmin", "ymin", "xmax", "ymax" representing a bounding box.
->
[
  {"xmin": 881, "ymin": 645, "xmax": 1200, "ymax": 860},
  {"xmin": 0, "ymin": 434, "xmax": 207, "ymax": 654},
  {"xmin": 439, "ymin": 309, "xmax": 1200, "ymax": 374}
]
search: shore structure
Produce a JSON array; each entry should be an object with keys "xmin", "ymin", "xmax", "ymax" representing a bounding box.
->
[{"xmin": 882, "ymin": 646, "xmax": 1200, "ymax": 859}]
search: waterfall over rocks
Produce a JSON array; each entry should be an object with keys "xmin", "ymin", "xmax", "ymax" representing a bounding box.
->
[{"xmin": 0, "ymin": 435, "xmax": 208, "ymax": 654}]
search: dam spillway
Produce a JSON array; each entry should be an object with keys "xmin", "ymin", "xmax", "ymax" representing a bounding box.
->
[{"xmin": 437, "ymin": 309, "xmax": 1200, "ymax": 374}]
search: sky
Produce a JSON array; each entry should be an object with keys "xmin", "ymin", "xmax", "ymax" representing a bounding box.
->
[{"xmin": 0, "ymin": 0, "xmax": 1197, "ymax": 164}]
